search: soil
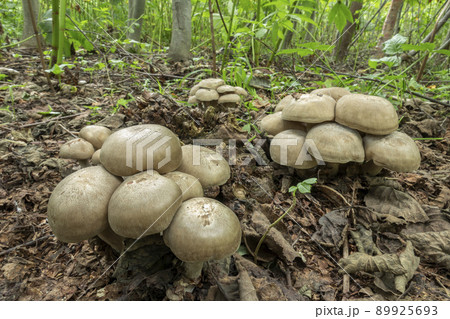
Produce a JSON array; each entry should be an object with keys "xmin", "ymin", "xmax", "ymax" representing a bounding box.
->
[{"xmin": 0, "ymin": 49, "xmax": 449, "ymax": 301}]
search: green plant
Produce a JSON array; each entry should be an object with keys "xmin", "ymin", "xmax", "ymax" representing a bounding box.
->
[{"xmin": 253, "ymin": 177, "xmax": 317, "ymax": 263}]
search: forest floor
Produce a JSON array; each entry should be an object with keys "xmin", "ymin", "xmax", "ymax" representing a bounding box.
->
[{"xmin": 0, "ymin": 48, "xmax": 449, "ymax": 301}]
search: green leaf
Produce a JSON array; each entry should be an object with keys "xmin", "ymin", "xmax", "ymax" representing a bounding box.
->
[
  {"xmin": 242, "ymin": 123, "xmax": 251, "ymax": 133},
  {"xmin": 328, "ymin": 2, "xmax": 353, "ymax": 32},
  {"xmin": 302, "ymin": 178, "xmax": 317, "ymax": 185},
  {"xmin": 434, "ymin": 49, "xmax": 450, "ymax": 57},
  {"xmin": 289, "ymin": 186, "xmax": 298, "ymax": 193},
  {"xmin": 277, "ymin": 48, "xmax": 314, "ymax": 56},
  {"xmin": 297, "ymin": 183, "xmax": 312, "ymax": 194},
  {"xmin": 401, "ymin": 43, "xmax": 435, "ymax": 52},
  {"xmin": 383, "ymin": 34, "xmax": 408, "ymax": 55}
]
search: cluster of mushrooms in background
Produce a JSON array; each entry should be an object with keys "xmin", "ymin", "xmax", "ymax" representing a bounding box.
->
[
  {"xmin": 260, "ymin": 87, "xmax": 421, "ymax": 176},
  {"xmin": 48, "ymin": 123, "xmax": 241, "ymax": 280},
  {"xmin": 48, "ymin": 83, "xmax": 422, "ymax": 282}
]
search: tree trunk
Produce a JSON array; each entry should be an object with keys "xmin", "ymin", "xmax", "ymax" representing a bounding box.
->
[
  {"xmin": 127, "ymin": 0, "xmax": 146, "ymax": 42},
  {"xmin": 168, "ymin": 0, "xmax": 192, "ymax": 62},
  {"xmin": 334, "ymin": 1, "xmax": 363, "ymax": 62},
  {"xmin": 374, "ymin": 0, "xmax": 404, "ymax": 57},
  {"xmin": 21, "ymin": 0, "xmax": 40, "ymax": 48}
]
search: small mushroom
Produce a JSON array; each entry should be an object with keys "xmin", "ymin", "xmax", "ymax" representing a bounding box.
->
[
  {"xmin": 260, "ymin": 112, "xmax": 306, "ymax": 136},
  {"xmin": 234, "ymin": 86, "xmax": 248, "ymax": 98},
  {"xmin": 59, "ymin": 138, "xmax": 95, "ymax": 167},
  {"xmin": 177, "ymin": 144, "xmax": 230, "ymax": 188},
  {"xmin": 79, "ymin": 125, "xmax": 112, "ymax": 149},
  {"xmin": 164, "ymin": 171, "xmax": 204, "ymax": 201},
  {"xmin": 269, "ymin": 129, "xmax": 317, "ymax": 169},
  {"xmin": 189, "ymin": 84, "xmax": 201, "ymax": 96},
  {"xmin": 282, "ymin": 94, "xmax": 336, "ymax": 123},
  {"xmin": 274, "ymin": 95, "xmax": 295, "ymax": 112},
  {"xmin": 98, "ymin": 224, "xmax": 124, "ymax": 252},
  {"xmin": 163, "ymin": 197, "xmax": 242, "ymax": 280},
  {"xmin": 218, "ymin": 93, "xmax": 241, "ymax": 104},
  {"xmin": 197, "ymin": 78, "xmax": 225, "ymax": 90},
  {"xmin": 100, "ymin": 124, "xmax": 182, "ymax": 176},
  {"xmin": 47, "ymin": 166, "xmax": 122, "ymax": 243},
  {"xmin": 216, "ymin": 85, "xmax": 236, "ymax": 94},
  {"xmin": 335, "ymin": 94, "xmax": 398, "ymax": 135},
  {"xmin": 310, "ymin": 87, "xmax": 351, "ymax": 101},
  {"xmin": 195, "ymin": 88, "xmax": 219, "ymax": 102},
  {"xmin": 306, "ymin": 123, "xmax": 365, "ymax": 175},
  {"xmin": 91, "ymin": 149, "xmax": 101, "ymax": 165},
  {"xmin": 363, "ymin": 131, "xmax": 421, "ymax": 175},
  {"xmin": 187, "ymin": 96, "xmax": 199, "ymax": 104},
  {"xmin": 108, "ymin": 171, "xmax": 183, "ymax": 238}
]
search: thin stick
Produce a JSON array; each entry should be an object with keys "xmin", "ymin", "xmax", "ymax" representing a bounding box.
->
[
  {"xmin": 208, "ymin": 0, "xmax": 217, "ymax": 74},
  {"xmin": 0, "ymin": 235, "xmax": 54, "ymax": 257}
]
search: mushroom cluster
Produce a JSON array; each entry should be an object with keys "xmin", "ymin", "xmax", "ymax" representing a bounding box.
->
[
  {"xmin": 187, "ymin": 78, "xmax": 249, "ymax": 109},
  {"xmin": 48, "ymin": 124, "xmax": 241, "ymax": 279},
  {"xmin": 260, "ymin": 87, "xmax": 421, "ymax": 176}
]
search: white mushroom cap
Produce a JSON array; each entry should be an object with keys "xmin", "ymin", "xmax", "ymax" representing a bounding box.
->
[
  {"xmin": 270, "ymin": 129, "xmax": 317, "ymax": 169},
  {"xmin": 282, "ymin": 94, "xmax": 336, "ymax": 123},
  {"xmin": 189, "ymin": 84, "xmax": 201, "ymax": 96},
  {"xmin": 164, "ymin": 171, "xmax": 204, "ymax": 201},
  {"xmin": 195, "ymin": 88, "xmax": 219, "ymax": 102},
  {"xmin": 310, "ymin": 87, "xmax": 351, "ymax": 101},
  {"xmin": 335, "ymin": 94, "xmax": 399, "ymax": 135},
  {"xmin": 363, "ymin": 131, "xmax": 421, "ymax": 172},
  {"xmin": 79, "ymin": 125, "xmax": 112, "ymax": 149},
  {"xmin": 59, "ymin": 138, "xmax": 95, "ymax": 160},
  {"xmin": 187, "ymin": 96, "xmax": 199, "ymax": 104},
  {"xmin": 274, "ymin": 95, "xmax": 295, "ymax": 112},
  {"xmin": 217, "ymin": 85, "xmax": 236, "ymax": 94},
  {"xmin": 163, "ymin": 197, "xmax": 242, "ymax": 263},
  {"xmin": 108, "ymin": 171, "xmax": 183, "ymax": 238},
  {"xmin": 100, "ymin": 124, "xmax": 182, "ymax": 176},
  {"xmin": 47, "ymin": 166, "xmax": 122, "ymax": 243},
  {"xmin": 197, "ymin": 78, "xmax": 225, "ymax": 90},
  {"xmin": 177, "ymin": 145, "xmax": 230, "ymax": 188},
  {"xmin": 306, "ymin": 123, "xmax": 365, "ymax": 164},
  {"xmin": 91, "ymin": 149, "xmax": 101, "ymax": 165},
  {"xmin": 218, "ymin": 94, "xmax": 241, "ymax": 104},
  {"xmin": 234, "ymin": 87, "xmax": 248, "ymax": 98},
  {"xmin": 260, "ymin": 112, "xmax": 306, "ymax": 136}
]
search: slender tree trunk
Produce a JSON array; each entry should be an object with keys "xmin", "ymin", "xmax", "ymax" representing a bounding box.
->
[
  {"xmin": 304, "ymin": 10, "xmax": 316, "ymax": 42},
  {"xmin": 127, "ymin": 0, "xmax": 146, "ymax": 42},
  {"xmin": 374, "ymin": 0, "xmax": 404, "ymax": 57},
  {"xmin": 334, "ymin": 1, "xmax": 363, "ymax": 62},
  {"xmin": 21, "ymin": 0, "xmax": 40, "ymax": 48},
  {"xmin": 168, "ymin": 0, "xmax": 192, "ymax": 61}
]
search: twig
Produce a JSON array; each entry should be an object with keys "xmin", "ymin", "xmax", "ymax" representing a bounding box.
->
[
  {"xmin": 58, "ymin": 123, "xmax": 78, "ymax": 138},
  {"xmin": 208, "ymin": 0, "xmax": 217, "ymax": 74},
  {"xmin": 0, "ymin": 235, "xmax": 54, "ymax": 257}
]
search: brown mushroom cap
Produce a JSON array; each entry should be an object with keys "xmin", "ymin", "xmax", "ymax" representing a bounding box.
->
[
  {"xmin": 282, "ymin": 94, "xmax": 336, "ymax": 123},
  {"xmin": 197, "ymin": 78, "xmax": 225, "ymax": 90},
  {"xmin": 108, "ymin": 171, "xmax": 183, "ymax": 238},
  {"xmin": 163, "ymin": 197, "xmax": 241, "ymax": 262},
  {"xmin": 177, "ymin": 144, "xmax": 230, "ymax": 188},
  {"xmin": 260, "ymin": 112, "xmax": 306, "ymax": 136},
  {"xmin": 306, "ymin": 123, "xmax": 365, "ymax": 163},
  {"xmin": 270, "ymin": 129, "xmax": 317, "ymax": 169},
  {"xmin": 310, "ymin": 87, "xmax": 351, "ymax": 101},
  {"xmin": 363, "ymin": 131, "xmax": 421, "ymax": 172},
  {"xmin": 60, "ymin": 138, "xmax": 95, "ymax": 160},
  {"xmin": 164, "ymin": 171, "xmax": 204, "ymax": 201},
  {"xmin": 100, "ymin": 124, "xmax": 182, "ymax": 176},
  {"xmin": 274, "ymin": 95, "xmax": 295, "ymax": 112},
  {"xmin": 47, "ymin": 166, "xmax": 122, "ymax": 243},
  {"xmin": 335, "ymin": 94, "xmax": 399, "ymax": 135},
  {"xmin": 195, "ymin": 88, "xmax": 220, "ymax": 102},
  {"xmin": 79, "ymin": 125, "xmax": 112, "ymax": 149}
]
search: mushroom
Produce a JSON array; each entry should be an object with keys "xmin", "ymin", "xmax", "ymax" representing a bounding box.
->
[
  {"xmin": 164, "ymin": 171, "xmax": 204, "ymax": 201},
  {"xmin": 108, "ymin": 171, "xmax": 183, "ymax": 238},
  {"xmin": 79, "ymin": 125, "xmax": 112, "ymax": 149},
  {"xmin": 269, "ymin": 129, "xmax": 317, "ymax": 169},
  {"xmin": 274, "ymin": 95, "xmax": 295, "ymax": 112},
  {"xmin": 234, "ymin": 86, "xmax": 249, "ymax": 98},
  {"xmin": 91, "ymin": 149, "xmax": 101, "ymax": 165},
  {"xmin": 216, "ymin": 85, "xmax": 237, "ymax": 94},
  {"xmin": 260, "ymin": 112, "xmax": 306, "ymax": 136},
  {"xmin": 197, "ymin": 78, "xmax": 225, "ymax": 90},
  {"xmin": 47, "ymin": 166, "xmax": 122, "ymax": 243},
  {"xmin": 98, "ymin": 224, "xmax": 125, "ymax": 252},
  {"xmin": 335, "ymin": 94, "xmax": 398, "ymax": 135},
  {"xmin": 362, "ymin": 131, "xmax": 421, "ymax": 175},
  {"xmin": 163, "ymin": 197, "xmax": 242, "ymax": 280},
  {"xmin": 195, "ymin": 88, "xmax": 219, "ymax": 102},
  {"xmin": 177, "ymin": 144, "xmax": 230, "ymax": 188},
  {"xmin": 310, "ymin": 87, "xmax": 351, "ymax": 101},
  {"xmin": 218, "ymin": 94, "xmax": 241, "ymax": 105},
  {"xmin": 59, "ymin": 138, "xmax": 95, "ymax": 167},
  {"xmin": 305, "ymin": 123, "xmax": 365, "ymax": 175},
  {"xmin": 100, "ymin": 124, "xmax": 182, "ymax": 176},
  {"xmin": 281, "ymin": 94, "xmax": 336, "ymax": 123}
]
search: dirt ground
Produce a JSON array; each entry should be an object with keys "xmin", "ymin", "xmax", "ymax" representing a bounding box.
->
[{"xmin": 0, "ymin": 49, "xmax": 449, "ymax": 301}]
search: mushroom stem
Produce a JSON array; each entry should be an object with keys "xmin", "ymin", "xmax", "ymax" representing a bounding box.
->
[
  {"xmin": 183, "ymin": 261, "xmax": 204, "ymax": 280},
  {"xmin": 362, "ymin": 160, "xmax": 383, "ymax": 176},
  {"xmin": 78, "ymin": 159, "xmax": 90, "ymax": 168},
  {"xmin": 98, "ymin": 225, "xmax": 124, "ymax": 252},
  {"xmin": 325, "ymin": 162, "xmax": 340, "ymax": 176}
]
